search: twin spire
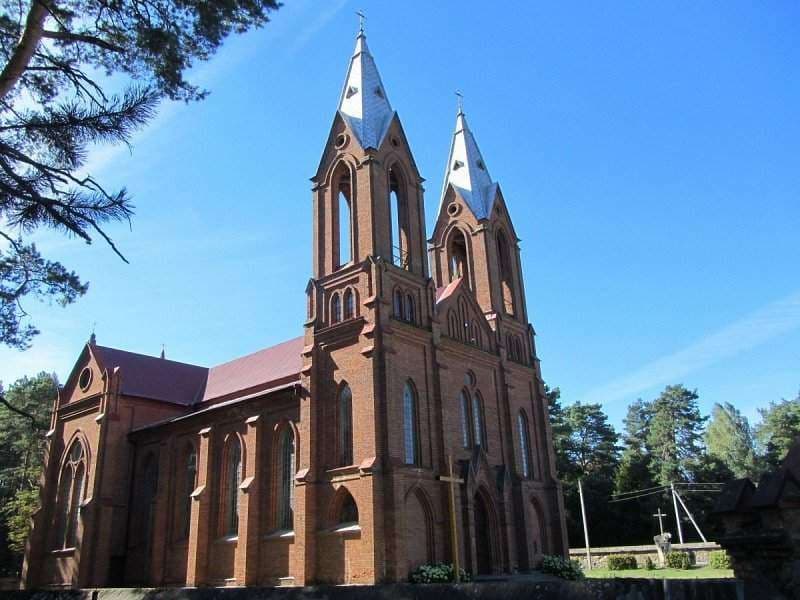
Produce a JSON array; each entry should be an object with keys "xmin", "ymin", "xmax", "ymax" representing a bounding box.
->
[{"xmin": 336, "ymin": 27, "xmax": 498, "ymax": 219}]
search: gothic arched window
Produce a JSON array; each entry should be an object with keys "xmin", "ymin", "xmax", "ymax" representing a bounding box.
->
[
  {"xmin": 448, "ymin": 228, "xmax": 468, "ymax": 282},
  {"xmin": 518, "ymin": 410, "xmax": 532, "ymax": 479},
  {"xmin": 338, "ymin": 384, "xmax": 353, "ymax": 466},
  {"xmin": 177, "ymin": 443, "xmax": 197, "ymax": 540},
  {"xmin": 459, "ymin": 390, "xmax": 472, "ymax": 449},
  {"xmin": 221, "ymin": 435, "xmax": 242, "ymax": 537},
  {"xmin": 388, "ymin": 167, "xmax": 411, "ymax": 270},
  {"xmin": 404, "ymin": 293, "xmax": 415, "ymax": 323},
  {"xmin": 56, "ymin": 440, "xmax": 86, "ymax": 549},
  {"xmin": 335, "ymin": 165, "xmax": 353, "ymax": 269},
  {"xmin": 472, "ymin": 392, "xmax": 487, "ymax": 448},
  {"xmin": 497, "ymin": 229, "xmax": 516, "ymax": 316},
  {"xmin": 331, "ymin": 293, "xmax": 341, "ymax": 324},
  {"xmin": 403, "ymin": 381, "xmax": 420, "ymax": 465},
  {"xmin": 277, "ymin": 426, "xmax": 296, "ymax": 530},
  {"xmin": 394, "ymin": 288, "xmax": 404, "ymax": 319},
  {"xmin": 343, "ymin": 288, "xmax": 355, "ymax": 320}
]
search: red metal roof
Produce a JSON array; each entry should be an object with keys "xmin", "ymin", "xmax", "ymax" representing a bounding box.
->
[
  {"xmin": 89, "ymin": 336, "xmax": 304, "ymax": 407},
  {"xmin": 92, "ymin": 345, "xmax": 208, "ymax": 406},
  {"xmin": 202, "ymin": 336, "xmax": 303, "ymax": 402},
  {"xmin": 435, "ymin": 277, "xmax": 463, "ymax": 303}
]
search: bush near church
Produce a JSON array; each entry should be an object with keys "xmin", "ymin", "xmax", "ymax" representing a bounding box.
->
[
  {"xmin": 644, "ymin": 557, "xmax": 655, "ymax": 570},
  {"xmin": 607, "ymin": 554, "xmax": 638, "ymax": 570},
  {"xmin": 541, "ymin": 555, "xmax": 585, "ymax": 580},
  {"xmin": 709, "ymin": 550, "xmax": 731, "ymax": 570},
  {"xmin": 665, "ymin": 551, "xmax": 693, "ymax": 569},
  {"xmin": 409, "ymin": 563, "xmax": 471, "ymax": 583}
]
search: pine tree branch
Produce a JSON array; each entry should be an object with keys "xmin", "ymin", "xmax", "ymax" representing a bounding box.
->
[
  {"xmin": 0, "ymin": 393, "xmax": 47, "ymax": 431},
  {"xmin": 41, "ymin": 29, "xmax": 125, "ymax": 53},
  {"xmin": 0, "ymin": 1, "xmax": 49, "ymax": 101}
]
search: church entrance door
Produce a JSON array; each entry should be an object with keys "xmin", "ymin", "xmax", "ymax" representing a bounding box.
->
[{"xmin": 474, "ymin": 493, "xmax": 493, "ymax": 575}]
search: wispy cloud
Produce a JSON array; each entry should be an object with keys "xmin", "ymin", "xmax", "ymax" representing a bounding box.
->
[
  {"xmin": 580, "ymin": 290, "xmax": 800, "ymax": 406},
  {"xmin": 288, "ymin": 0, "xmax": 351, "ymax": 55}
]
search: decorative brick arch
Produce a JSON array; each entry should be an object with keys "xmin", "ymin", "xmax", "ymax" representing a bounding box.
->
[
  {"xmin": 403, "ymin": 485, "xmax": 435, "ymax": 572},
  {"xmin": 472, "ymin": 485, "xmax": 502, "ymax": 575}
]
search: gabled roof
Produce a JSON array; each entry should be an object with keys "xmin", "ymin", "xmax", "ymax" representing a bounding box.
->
[
  {"xmin": 436, "ymin": 277, "xmax": 464, "ymax": 304},
  {"xmin": 82, "ymin": 336, "xmax": 304, "ymax": 407},
  {"xmin": 91, "ymin": 345, "xmax": 208, "ymax": 406},
  {"xmin": 337, "ymin": 32, "xmax": 394, "ymax": 150},
  {"xmin": 439, "ymin": 111, "xmax": 498, "ymax": 220},
  {"xmin": 202, "ymin": 336, "xmax": 303, "ymax": 402}
]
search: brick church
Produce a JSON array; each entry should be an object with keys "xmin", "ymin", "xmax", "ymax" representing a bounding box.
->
[{"xmin": 22, "ymin": 29, "xmax": 568, "ymax": 588}]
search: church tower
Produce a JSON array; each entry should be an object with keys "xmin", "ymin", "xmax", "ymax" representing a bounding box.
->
[
  {"xmin": 429, "ymin": 108, "xmax": 534, "ymax": 366},
  {"xmin": 299, "ymin": 28, "xmax": 438, "ymax": 583}
]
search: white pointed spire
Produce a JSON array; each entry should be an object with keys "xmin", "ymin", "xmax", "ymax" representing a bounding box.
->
[
  {"xmin": 440, "ymin": 106, "xmax": 498, "ymax": 220},
  {"xmin": 337, "ymin": 30, "xmax": 394, "ymax": 150}
]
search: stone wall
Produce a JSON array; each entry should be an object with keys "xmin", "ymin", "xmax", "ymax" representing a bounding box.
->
[
  {"xmin": 0, "ymin": 579, "xmax": 754, "ymax": 600},
  {"xmin": 569, "ymin": 542, "xmax": 721, "ymax": 569}
]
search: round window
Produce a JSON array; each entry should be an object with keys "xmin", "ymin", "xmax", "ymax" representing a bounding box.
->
[
  {"xmin": 335, "ymin": 134, "xmax": 347, "ymax": 149},
  {"xmin": 78, "ymin": 367, "xmax": 93, "ymax": 391},
  {"xmin": 447, "ymin": 203, "xmax": 461, "ymax": 217}
]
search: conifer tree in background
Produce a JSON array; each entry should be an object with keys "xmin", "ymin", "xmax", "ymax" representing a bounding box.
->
[
  {"xmin": 756, "ymin": 393, "xmax": 800, "ymax": 470},
  {"xmin": 0, "ymin": 373, "xmax": 55, "ymax": 575},
  {"xmin": 706, "ymin": 402, "xmax": 757, "ymax": 479},
  {"xmin": 0, "ymin": 0, "xmax": 281, "ymax": 349}
]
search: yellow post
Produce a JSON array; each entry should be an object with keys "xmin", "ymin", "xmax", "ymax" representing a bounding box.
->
[{"xmin": 439, "ymin": 454, "xmax": 464, "ymax": 583}]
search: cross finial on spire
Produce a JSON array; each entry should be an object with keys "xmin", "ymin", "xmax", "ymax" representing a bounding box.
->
[
  {"xmin": 89, "ymin": 322, "xmax": 97, "ymax": 345},
  {"xmin": 356, "ymin": 10, "xmax": 366, "ymax": 35},
  {"xmin": 160, "ymin": 344, "xmax": 165, "ymax": 360},
  {"xmin": 455, "ymin": 90, "xmax": 464, "ymax": 115}
]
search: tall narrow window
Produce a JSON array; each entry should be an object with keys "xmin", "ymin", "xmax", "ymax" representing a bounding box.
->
[
  {"xmin": 343, "ymin": 288, "xmax": 355, "ymax": 320},
  {"xmin": 277, "ymin": 426, "xmax": 296, "ymax": 530},
  {"xmin": 337, "ymin": 171, "xmax": 352, "ymax": 268},
  {"xmin": 459, "ymin": 390, "xmax": 472, "ymax": 449},
  {"xmin": 403, "ymin": 381, "xmax": 419, "ymax": 465},
  {"xmin": 179, "ymin": 445, "xmax": 197, "ymax": 540},
  {"xmin": 331, "ymin": 293, "xmax": 341, "ymax": 324},
  {"xmin": 472, "ymin": 393, "xmax": 486, "ymax": 448},
  {"xmin": 394, "ymin": 289, "xmax": 404, "ymax": 318},
  {"xmin": 338, "ymin": 384, "xmax": 353, "ymax": 466},
  {"xmin": 448, "ymin": 229, "xmax": 468, "ymax": 282},
  {"xmin": 518, "ymin": 411, "xmax": 532, "ymax": 479},
  {"xmin": 404, "ymin": 293, "xmax": 415, "ymax": 323},
  {"xmin": 389, "ymin": 168, "xmax": 410, "ymax": 269},
  {"xmin": 222, "ymin": 436, "xmax": 242, "ymax": 536},
  {"xmin": 56, "ymin": 441, "xmax": 86, "ymax": 549},
  {"xmin": 497, "ymin": 230, "xmax": 515, "ymax": 315}
]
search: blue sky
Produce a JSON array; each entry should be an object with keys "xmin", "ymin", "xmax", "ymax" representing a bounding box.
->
[{"xmin": 1, "ymin": 1, "xmax": 798, "ymax": 430}]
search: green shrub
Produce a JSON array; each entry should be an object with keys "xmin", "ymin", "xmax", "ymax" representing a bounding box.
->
[
  {"xmin": 541, "ymin": 555, "xmax": 584, "ymax": 580},
  {"xmin": 709, "ymin": 550, "xmax": 731, "ymax": 569},
  {"xmin": 644, "ymin": 557, "xmax": 655, "ymax": 570},
  {"xmin": 409, "ymin": 562, "xmax": 471, "ymax": 583},
  {"xmin": 607, "ymin": 554, "xmax": 638, "ymax": 570},
  {"xmin": 665, "ymin": 551, "xmax": 692, "ymax": 569}
]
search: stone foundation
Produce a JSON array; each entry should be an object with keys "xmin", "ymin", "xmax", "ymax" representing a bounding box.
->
[{"xmin": 569, "ymin": 542, "xmax": 721, "ymax": 569}]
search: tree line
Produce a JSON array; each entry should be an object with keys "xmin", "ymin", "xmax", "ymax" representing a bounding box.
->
[{"xmin": 547, "ymin": 382, "xmax": 800, "ymax": 548}]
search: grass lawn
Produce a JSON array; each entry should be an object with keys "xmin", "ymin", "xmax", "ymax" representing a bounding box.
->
[{"xmin": 585, "ymin": 565, "xmax": 734, "ymax": 579}]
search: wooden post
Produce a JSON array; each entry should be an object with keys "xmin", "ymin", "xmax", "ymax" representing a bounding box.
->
[
  {"xmin": 439, "ymin": 455, "xmax": 464, "ymax": 582},
  {"xmin": 578, "ymin": 479, "xmax": 591, "ymax": 570}
]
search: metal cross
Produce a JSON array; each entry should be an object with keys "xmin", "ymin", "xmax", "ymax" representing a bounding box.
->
[
  {"xmin": 356, "ymin": 10, "xmax": 366, "ymax": 34},
  {"xmin": 455, "ymin": 90, "xmax": 464, "ymax": 114},
  {"xmin": 653, "ymin": 508, "xmax": 667, "ymax": 536},
  {"xmin": 439, "ymin": 454, "xmax": 464, "ymax": 582}
]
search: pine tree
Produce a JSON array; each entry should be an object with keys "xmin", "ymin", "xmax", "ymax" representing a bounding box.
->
[{"xmin": 756, "ymin": 392, "xmax": 800, "ymax": 470}]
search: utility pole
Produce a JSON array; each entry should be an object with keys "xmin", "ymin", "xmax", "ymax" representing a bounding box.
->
[
  {"xmin": 652, "ymin": 508, "xmax": 667, "ymax": 536},
  {"xmin": 578, "ymin": 479, "xmax": 592, "ymax": 570},
  {"xmin": 439, "ymin": 455, "xmax": 464, "ymax": 582},
  {"xmin": 673, "ymin": 487, "xmax": 707, "ymax": 543},
  {"xmin": 671, "ymin": 483, "xmax": 684, "ymax": 544}
]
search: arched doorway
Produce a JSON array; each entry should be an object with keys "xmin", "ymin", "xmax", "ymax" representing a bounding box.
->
[
  {"xmin": 473, "ymin": 492, "xmax": 495, "ymax": 575},
  {"xmin": 528, "ymin": 497, "xmax": 546, "ymax": 564}
]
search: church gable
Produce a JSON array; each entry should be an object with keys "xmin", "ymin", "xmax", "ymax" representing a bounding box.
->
[
  {"xmin": 436, "ymin": 278, "xmax": 495, "ymax": 353},
  {"xmin": 61, "ymin": 344, "xmax": 106, "ymax": 404}
]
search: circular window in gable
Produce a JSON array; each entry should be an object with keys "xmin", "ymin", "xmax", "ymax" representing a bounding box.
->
[
  {"xmin": 335, "ymin": 133, "xmax": 348, "ymax": 149},
  {"xmin": 447, "ymin": 202, "xmax": 461, "ymax": 217},
  {"xmin": 78, "ymin": 367, "xmax": 93, "ymax": 391}
]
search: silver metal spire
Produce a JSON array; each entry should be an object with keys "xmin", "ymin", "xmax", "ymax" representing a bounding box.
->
[
  {"xmin": 439, "ymin": 105, "xmax": 497, "ymax": 219},
  {"xmin": 337, "ymin": 26, "xmax": 394, "ymax": 150}
]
